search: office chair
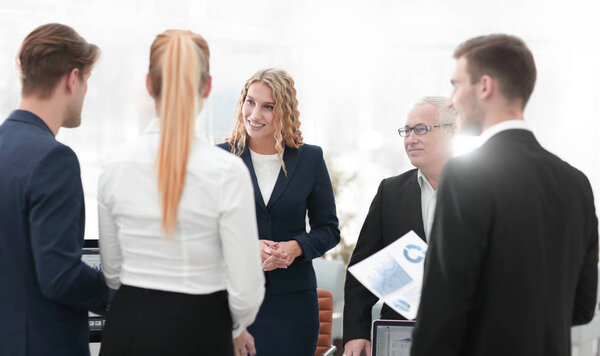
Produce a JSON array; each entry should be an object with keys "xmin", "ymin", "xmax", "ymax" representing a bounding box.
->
[{"xmin": 317, "ymin": 288, "xmax": 337, "ymax": 356}]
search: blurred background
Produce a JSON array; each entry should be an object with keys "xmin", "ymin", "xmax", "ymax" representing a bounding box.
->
[{"xmin": 2, "ymin": 0, "xmax": 600, "ymax": 256}]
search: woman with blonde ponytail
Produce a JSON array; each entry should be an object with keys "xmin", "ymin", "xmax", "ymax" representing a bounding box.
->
[
  {"xmin": 98, "ymin": 30, "xmax": 264, "ymax": 356},
  {"xmin": 219, "ymin": 69, "xmax": 340, "ymax": 356}
]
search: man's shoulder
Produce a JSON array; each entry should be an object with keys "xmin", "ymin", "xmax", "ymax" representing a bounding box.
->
[
  {"xmin": 381, "ymin": 169, "xmax": 418, "ymax": 188},
  {"xmin": 541, "ymin": 150, "xmax": 594, "ymax": 194},
  {"xmin": 0, "ymin": 121, "xmax": 74, "ymax": 170},
  {"xmin": 442, "ymin": 147, "xmax": 492, "ymax": 179}
]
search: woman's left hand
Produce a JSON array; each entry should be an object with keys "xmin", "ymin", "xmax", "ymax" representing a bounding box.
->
[
  {"xmin": 233, "ymin": 329, "xmax": 256, "ymax": 356},
  {"xmin": 276, "ymin": 240, "xmax": 303, "ymax": 266}
]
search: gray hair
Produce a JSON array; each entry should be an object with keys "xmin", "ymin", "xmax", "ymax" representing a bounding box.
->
[{"xmin": 415, "ymin": 96, "xmax": 457, "ymax": 125}]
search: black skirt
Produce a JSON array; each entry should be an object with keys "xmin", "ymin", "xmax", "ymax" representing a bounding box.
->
[{"xmin": 99, "ymin": 285, "xmax": 233, "ymax": 356}]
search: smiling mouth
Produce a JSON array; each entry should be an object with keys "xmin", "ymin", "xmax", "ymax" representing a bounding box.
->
[{"xmin": 248, "ymin": 120, "xmax": 265, "ymax": 128}]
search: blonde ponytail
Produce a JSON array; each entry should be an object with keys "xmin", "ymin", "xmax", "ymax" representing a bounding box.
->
[{"xmin": 149, "ymin": 30, "xmax": 210, "ymax": 236}]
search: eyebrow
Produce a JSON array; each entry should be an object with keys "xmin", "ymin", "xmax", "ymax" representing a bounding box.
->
[{"xmin": 246, "ymin": 95, "xmax": 275, "ymax": 106}]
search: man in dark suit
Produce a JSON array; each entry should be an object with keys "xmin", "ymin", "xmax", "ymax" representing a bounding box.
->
[
  {"xmin": 343, "ymin": 96, "xmax": 457, "ymax": 356},
  {"xmin": 412, "ymin": 34, "xmax": 598, "ymax": 356},
  {"xmin": 0, "ymin": 24, "xmax": 110, "ymax": 356}
]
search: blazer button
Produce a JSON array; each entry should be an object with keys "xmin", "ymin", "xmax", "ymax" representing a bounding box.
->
[{"xmin": 262, "ymin": 213, "xmax": 269, "ymax": 220}]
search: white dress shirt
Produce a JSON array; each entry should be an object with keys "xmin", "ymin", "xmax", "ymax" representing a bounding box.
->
[
  {"xmin": 417, "ymin": 170, "xmax": 437, "ymax": 241},
  {"xmin": 249, "ymin": 149, "xmax": 281, "ymax": 205},
  {"xmin": 98, "ymin": 119, "xmax": 265, "ymax": 337}
]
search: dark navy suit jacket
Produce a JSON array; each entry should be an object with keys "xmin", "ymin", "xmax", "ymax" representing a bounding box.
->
[
  {"xmin": 217, "ymin": 143, "xmax": 340, "ymax": 293},
  {"xmin": 0, "ymin": 110, "xmax": 109, "ymax": 356}
]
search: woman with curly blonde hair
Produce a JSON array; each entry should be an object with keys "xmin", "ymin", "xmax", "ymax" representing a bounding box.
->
[{"xmin": 219, "ymin": 68, "xmax": 340, "ymax": 356}]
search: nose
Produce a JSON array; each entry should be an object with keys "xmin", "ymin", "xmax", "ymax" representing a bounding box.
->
[
  {"xmin": 446, "ymin": 93, "xmax": 455, "ymax": 109},
  {"xmin": 404, "ymin": 129, "xmax": 418, "ymax": 144},
  {"xmin": 407, "ymin": 129, "xmax": 419, "ymax": 140},
  {"xmin": 251, "ymin": 106, "xmax": 261, "ymax": 120}
]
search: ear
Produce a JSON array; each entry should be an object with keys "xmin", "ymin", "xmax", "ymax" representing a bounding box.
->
[
  {"xmin": 201, "ymin": 75, "xmax": 212, "ymax": 99},
  {"xmin": 65, "ymin": 68, "xmax": 80, "ymax": 94},
  {"xmin": 146, "ymin": 73, "xmax": 154, "ymax": 98},
  {"xmin": 479, "ymin": 74, "xmax": 494, "ymax": 100}
]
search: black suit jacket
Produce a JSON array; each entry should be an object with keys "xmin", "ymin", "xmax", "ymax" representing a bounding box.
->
[
  {"xmin": 412, "ymin": 129, "xmax": 599, "ymax": 356},
  {"xmin": 217, "ymin": 143, "xmax": 340, "ymax": 294},
  {"xmin": 0, "ymin": 110, "xmax": 110, "ymax": 356},
  {"xmin": 343, "ymin": 169, "xmax": 426, "ymax": 343}
]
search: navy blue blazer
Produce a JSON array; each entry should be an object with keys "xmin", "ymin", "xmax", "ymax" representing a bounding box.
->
[
  {"xmin": 218, "ymin": 143, "xmax": 340, "ymax": 294},
  {"xmin": 0, "ymin": 110, "xmax": 110, "ymax": 356}
]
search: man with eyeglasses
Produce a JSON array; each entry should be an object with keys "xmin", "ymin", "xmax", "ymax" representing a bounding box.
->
[
  {"xmin": 412, "ymin": 34, "xmax": 598, "ymax": 356},
  {"xmin": 343, "ymin": 96, "xmax": 456, "ymax": 356}
]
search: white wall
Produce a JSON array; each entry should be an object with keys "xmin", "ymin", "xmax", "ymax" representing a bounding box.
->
[{"xmin": 1, "ymin": 0, "xmax": 599, "ymax": 243}]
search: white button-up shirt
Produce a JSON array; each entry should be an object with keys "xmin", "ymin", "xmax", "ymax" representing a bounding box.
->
[
  {"xmin": 418, "ymin": 170, "xmax": 437, "ymax": 241},
  {"xmin": 98, "ymin": 119, "xmax": 264, "ymax": 336}
]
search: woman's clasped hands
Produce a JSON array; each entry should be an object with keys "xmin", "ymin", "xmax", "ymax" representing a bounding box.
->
[{"xmin": 259, "ymin": 239, "xmax": 303, "ymax": 271}]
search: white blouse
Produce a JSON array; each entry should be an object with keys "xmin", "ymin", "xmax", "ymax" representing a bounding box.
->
[
  {"xmin": 249, "ymin": 149, "xmax": 281, "ymax": 205},
  {"xmin": 98, "ymin": 119, "xmax": 264, "ymax": 336}
]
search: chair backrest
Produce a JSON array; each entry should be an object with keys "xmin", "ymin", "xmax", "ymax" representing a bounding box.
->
[
  {"xmin": 313, "ymin": 258, "xmax": 345, "ymax": 309},
  {"xmin": 316, "ymin": 288, "xmax": 333, "ymax": 356}
]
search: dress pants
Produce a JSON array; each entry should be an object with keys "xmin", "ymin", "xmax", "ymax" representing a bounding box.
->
[{"xmin": 99, "ymin": 285, "xmax": 233, "ymax": 356}]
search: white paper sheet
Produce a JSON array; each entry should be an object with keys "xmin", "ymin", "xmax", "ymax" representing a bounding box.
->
[{"xmin": 348, "ymin": 230, "xmax": 427, "ymax": 320}]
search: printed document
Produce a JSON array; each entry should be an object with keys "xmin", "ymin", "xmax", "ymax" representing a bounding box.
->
[{"xmin": 348, "ymin": 230, "xmax": 427, "ymax": 319}]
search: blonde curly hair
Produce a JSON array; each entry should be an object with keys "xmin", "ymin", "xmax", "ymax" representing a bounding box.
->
[{"xmin": 225, "ymin": 68, "xmax": 303, "ymax": 175}]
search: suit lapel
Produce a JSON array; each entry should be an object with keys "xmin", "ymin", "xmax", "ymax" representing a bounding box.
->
[
  {"xmin": 240, "ymin": 148, "xmax": 268, "ymax": 213},
  {"xmin": 266, "ymin": 146, "xmax": 301, "ymax": 209},
  {"xmin": 406, "ymin": 171, "xmax": 426, "ymax": 241}
]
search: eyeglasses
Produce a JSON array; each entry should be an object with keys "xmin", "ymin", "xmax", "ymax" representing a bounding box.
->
[{"xmin": 398, "ymin": 123, "xmax": 453, "ymax": 137}]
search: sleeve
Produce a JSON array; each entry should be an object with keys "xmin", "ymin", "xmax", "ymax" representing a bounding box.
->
[
  {"xmin": 411, "ymin": 161, "xmax": 491, "ymax": 356},
  {"xmin": 293, "ymin": 146, "xmax": 340, "ymax": 261},
  {"xmin": 572, "ymin": 176, "xmax": 599, "ymax": 325},
  {"xmin": 27, "ymin": 145, "xmax": 109, "ymax": 314},
  {"xmin": 98, "ymin": 165, "xmax": 123, "ymax": 290},
  {"xmin": 343, "ymin": 180, "xmax": 385, "ymax": 343},
  {"xmin": 219, "ymin": 159, "xmax": 266, "ymax": 337}
]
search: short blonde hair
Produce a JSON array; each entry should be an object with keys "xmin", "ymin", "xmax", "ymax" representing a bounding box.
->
[{"xmin": 225, "ymin": 68, "xmax": 303, "ymax": 175}]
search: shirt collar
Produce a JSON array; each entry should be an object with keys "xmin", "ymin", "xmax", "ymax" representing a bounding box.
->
[
  {"xmin": 142, "ymin": 118, "xmax": 209, "ymax": 144},
  {"xmin": 479, "ymin": 119, "xmax": 531, "ymax": 145},
  {"xmin": 417, "ymin": 169, "xmax": 435, "ymax": 192},
  {"xmin": 143, "ymin": 118, "xmax": 160, "ymax": 134}
]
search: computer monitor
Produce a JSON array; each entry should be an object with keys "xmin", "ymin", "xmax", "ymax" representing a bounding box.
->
[
  {"xmin": 371, "ymin": 319, "xmax": 415, "ymax": 356},
  {"xmin": 82, "ymin": 239, "xmax": 101, "ymax": 271},
  {"xmin": 82, "ymin": 239, "xmax": 104, "ymax": 342}
]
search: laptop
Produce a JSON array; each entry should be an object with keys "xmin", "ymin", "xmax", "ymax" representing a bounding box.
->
[
  {"xmin": 82, "ymin": 239, "xmax": 105, "ymax": 342},
  {"xmin": 371, "ymin": 319, "xmax": 415, "ymax": 356}
]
